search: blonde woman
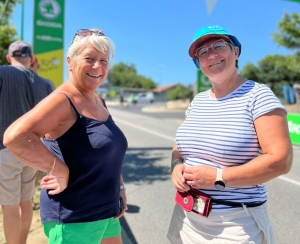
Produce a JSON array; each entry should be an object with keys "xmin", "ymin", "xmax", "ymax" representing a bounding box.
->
[{"xmin": 4, "ymin": 29, "xmax": 128, "ymax": 244}]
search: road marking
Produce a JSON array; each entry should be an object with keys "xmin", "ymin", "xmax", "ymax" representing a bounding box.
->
[
  {"xmin": 116, "ymin": 119, "xmax": 175, "ymax": 142},
  {"xmin": 115, "ymin": 116, "xmax": 300, "ymax": 188},
  {"xmin": 278, "ymin": 176, "xmax": 300, "ymax": 187}
]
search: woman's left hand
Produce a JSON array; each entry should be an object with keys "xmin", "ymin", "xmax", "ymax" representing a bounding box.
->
[
  {"xmin": 40, "ymin": 174, "xmax": 67, "ymax": 195},
  {"xmin": 183, "ymin": 165, "xmax": 216, "ymax": 189},
  {"xmin": 114, "ymin": 188, "xmax": 128, "ymax": 219}
]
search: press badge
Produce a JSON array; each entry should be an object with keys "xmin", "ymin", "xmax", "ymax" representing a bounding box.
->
[
  {"xmin": 175, "ymin": 189, "xmax": 212, "ymax": 217},
  {"xmin": 193, "ymin": 197, "xmax": 205, "ymax": 213}
]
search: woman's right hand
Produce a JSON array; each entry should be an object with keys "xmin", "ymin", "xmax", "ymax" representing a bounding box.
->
[
  {"xmin": 172, "ymin": 164, "xmax": 190, "ymax": 192},
  {"xmin": 40, "ymin": 174, "xmax": 68, "ymax": 195}
]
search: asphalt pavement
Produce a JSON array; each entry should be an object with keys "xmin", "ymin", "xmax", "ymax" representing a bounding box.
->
[
  {"xmin": 109, "ymin": 101, "xmax": 300, "ymax": 244},
  {"xmin": 107, "ymin": 103, "xmax": 180, "ymax": 244},
  {"xmin": 108, "ymin": 101, "xmax": 186, "ymax": 121}
]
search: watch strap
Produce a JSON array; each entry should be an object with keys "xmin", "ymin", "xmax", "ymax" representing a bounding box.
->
[{"xmin": 216, "ymin": 168, "xmax": 223, "ymax": 181}]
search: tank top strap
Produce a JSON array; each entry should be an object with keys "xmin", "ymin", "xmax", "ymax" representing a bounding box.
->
[
  {"xmin": 58, "ymin": 92, "xmax": 80, "ymax": 117},
  {"xmin": 101, "ymin": 98, "xmax": 108, "ymax": 109}
]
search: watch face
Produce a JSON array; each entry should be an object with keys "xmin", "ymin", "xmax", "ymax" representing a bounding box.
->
[{"xmin": 214, "ymin": 181, "xmax": 225, "ymax": 190}]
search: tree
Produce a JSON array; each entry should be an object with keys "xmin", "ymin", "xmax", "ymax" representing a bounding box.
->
[
  {"xmin": 240, "ymin": 12, "xmax": 300, "ymax": 98},
  {"xmin": 258, "ymin": 55, "xmax": 286, "ymax": 84},
  {"xmin": 240, "ymin": 54, "xmax": 300, "ymax": 96},
  {"xmin": 272, "ymin": 12, "xmax": 300, "ymax": 50},
  {"xmin": 0, "ymin": 0, "xmax": 21, "ymax": 65},
  {"xmin": 239, "ymin": 63, "xmax": 261, "ymax": 82},
  {"xmin": 107, "ymin": 62, "xmax": 157, "ymax": 89},
  {"xmin": 167, "ymin": 84, "xmax": 193, "ymax": 101}
]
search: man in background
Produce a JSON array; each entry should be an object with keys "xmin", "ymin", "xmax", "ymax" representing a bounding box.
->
[{"xmin": 0, "ymin": 40, "xmax": 53, "ymax": 244}]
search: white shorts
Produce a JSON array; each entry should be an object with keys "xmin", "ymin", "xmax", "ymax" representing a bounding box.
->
[{"xmin": 167, "ymin": 203, "xmax": 274, "ymax": 244}]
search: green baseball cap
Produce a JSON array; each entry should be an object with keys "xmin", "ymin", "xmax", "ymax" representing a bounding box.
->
[{"xmin": 188, "ymin": 25, "xmax": 242, "ymax": 68}]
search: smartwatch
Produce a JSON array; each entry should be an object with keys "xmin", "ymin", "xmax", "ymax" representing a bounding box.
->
[{"xmin": 214, "ymin": 168, "xmax": 226, "ymax": 190}]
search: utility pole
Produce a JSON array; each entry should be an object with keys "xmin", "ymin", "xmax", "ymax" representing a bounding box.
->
[{"xmin": 21, "ymin": 0, "xmax": 25, "ymax": 40}]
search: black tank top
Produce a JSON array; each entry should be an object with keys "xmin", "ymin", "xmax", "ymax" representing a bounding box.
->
[{"xmin": 40, "ymin": 94, "xmax": 128, "ymax": 223}]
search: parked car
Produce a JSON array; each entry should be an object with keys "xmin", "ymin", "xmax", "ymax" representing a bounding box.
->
[{"xmin": 127, "ymin": 92, "xmax": 155, "ymax": 104}]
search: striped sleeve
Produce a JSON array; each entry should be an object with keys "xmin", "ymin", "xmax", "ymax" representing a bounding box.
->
[{"xmin": 250, "ymin": 84, "xmax": 287, "ymax": 120}]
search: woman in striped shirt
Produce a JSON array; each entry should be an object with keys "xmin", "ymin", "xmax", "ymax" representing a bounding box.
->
[{"xmin": 167, "ymin": 25, "xmax": 293, "ymax": 244}]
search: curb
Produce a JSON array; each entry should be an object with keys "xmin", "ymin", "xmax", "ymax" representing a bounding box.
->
[{"xmin": 121, "ymin": 227, "xmax": 133, "ymax": 244}]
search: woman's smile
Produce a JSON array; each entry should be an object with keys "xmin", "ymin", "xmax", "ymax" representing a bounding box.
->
[
  {"xmin": 87, "ymin": 73, "xmax": 101, "ymax": 78},
  {"xmin": 208, "ymin": 60, "xmax": 224, "ymax": 67}
]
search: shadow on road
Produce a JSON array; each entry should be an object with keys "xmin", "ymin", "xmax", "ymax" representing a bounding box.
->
[
  {"xmin": 126, "ymin": 204, "xmax": 140, "ymax": 213},
  {"xmin": 122, "ymin": 147, "xmax": 172, "ymax": 184},
  {"xmin": 121, "ymin": 147, "xmax": 172, "ymax": 243},
  {"xmin": 120, "ymin": 215, "xmax": 138, "ymax": 244}
]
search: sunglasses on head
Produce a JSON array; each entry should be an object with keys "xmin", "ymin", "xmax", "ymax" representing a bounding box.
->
[{"xmin": 71, "ymin": 29, "xmax": 106, "ymax": 44}]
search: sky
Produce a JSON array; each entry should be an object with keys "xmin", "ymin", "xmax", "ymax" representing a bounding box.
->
[{"xmin": 10, "ymin": 0, "xmax": 300, "ymax": 87}]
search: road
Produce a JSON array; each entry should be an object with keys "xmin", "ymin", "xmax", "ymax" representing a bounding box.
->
[
  {"xmin": 116, "ymin": 102, "xmax": 186, "ymax": 121},
  {"xmin": 107, "ymin": 103, "xmax": 300, "ymax": 244}
]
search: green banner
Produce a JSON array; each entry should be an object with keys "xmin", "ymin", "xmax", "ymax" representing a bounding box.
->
[
  {"xmin": 287, "ymin": 113, "xmax": 300, "ymax": 145},
  {"xmin": 284, "ymin": 0, "xmax": 300, "ymax": 3},
  {"xmin": 197, "ymin": 70, "xmax": 212, "ymax": 93},
  {"xmin": 33, "ymin": 0, "xmax": 65, "ymax": 88}
]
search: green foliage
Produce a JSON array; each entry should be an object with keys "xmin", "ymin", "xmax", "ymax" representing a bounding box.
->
[
  {"xmin": 107, "ymin": 62, "xmax": 157, "ymax": 89},
  {"xmin": 0, "ymin": 0, "xmax": 21, "ymax": 65},
  {"xmin": 0, "ymin": 25, "xmax": 18, "ymax": 65},
  {"xmin": 0, "ymin": 0, "xmax": 21, "ymax": 21},
  {"xmin": 240, "ymin": 54, "xmax": 300, "ymax": 96},
  {"xmin": 272, "ymin": 12, "xmax": 300, "ymax": 50},
  {"xmin": 167, "ymin": 84, "xmax": 193, "ymax": 101},
  {"xmin": 258, "ymin": 55, "xmax": 286, "ymax": 84},
  {"xmin": 239, "ymin": 63, "xmax": 260, "ymax": 82},
  {"xmin": 241, "ymin": 12, "xmax": 300, "ymax": 97}
]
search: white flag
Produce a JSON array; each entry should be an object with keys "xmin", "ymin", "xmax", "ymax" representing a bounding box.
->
[{"xmin": 205, "ymin": 0, "xmax": 218, "ymax": 15}]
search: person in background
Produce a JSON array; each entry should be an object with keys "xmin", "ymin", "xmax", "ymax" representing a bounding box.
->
[
  {"xmin": 167, "ymin": 25, "xmax": 293, "ymax": 244},
  {"xmin": 0, "ymin": 40, "xmax": 53, "ymax": 244},
  {"xmin": 29, "ymin": 55, "xmax": 56, "ymax": 209},
  {"xmin": 30, "ymin": 55, "xmax": 56, "ymax": 91},
  {"xmin": 29, "ymin": 55, "xmax": 40, "ymax": 74},
  {"xmin": 128, "ymin": 93, "xmax": 135, "ymax": 105},
  {"xmin": 119, "ymin": 92, "xmax": 124, "ymax": 107},
  {"xmin": 4, "ymin": 28, "xmax": 128, "ymax": 244}
]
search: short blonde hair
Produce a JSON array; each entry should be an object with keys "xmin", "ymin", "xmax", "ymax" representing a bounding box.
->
[{"xmin": 67, "ymin": 28, "xmax": 114, "ymax": 62}]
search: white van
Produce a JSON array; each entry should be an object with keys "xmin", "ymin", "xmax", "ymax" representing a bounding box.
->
[{"xmin": 128, "ymin": 92, "xmax": 155, "ymax": 104}]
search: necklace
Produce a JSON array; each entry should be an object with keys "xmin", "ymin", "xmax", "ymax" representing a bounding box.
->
[{"xmin": 73, "ymin": 84, "xmax": 98, "ymax": 105}]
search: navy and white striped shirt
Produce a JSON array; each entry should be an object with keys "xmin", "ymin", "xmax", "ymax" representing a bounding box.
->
[{"xmin": 176, "ymin": 80, "xmax": 286, "ymax": 210}]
